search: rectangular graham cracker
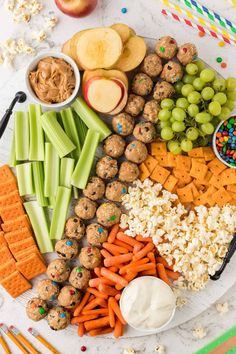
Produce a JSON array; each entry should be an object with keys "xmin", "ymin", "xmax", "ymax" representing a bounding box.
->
[
  {"xmin": 14, "ymin": 246, "xmax": 45, "ymax": 263},
  {"xmin": 9, "ymin": 237, "xmax": 35, "ymax": 256},
  {"xmin": 4, "ymin": 227, "xmax": 33, "ymax": 244},
  {"xmin": 0, "ymin": 190, "xmax": 21, "ymax": 208},
  {"xmin": 0, "ymin": 259, "xmax": 16, "ymax": 280},
  {"xmin": 0, "ymin": 246, "xmax": 14, "ymax": 265},
  {"xmin": 139, "ymin": 163, "xmax": 151, "ymax": 182},
  {"xmin": 0, "ymin": 180, "xmax": 18, "ymax": 197},
  {"xmin": 0, "ymin": 165, "xmax": 16, "ymax": 184},
  {"xmin": 0, "ymin": 270, "xmax": 31, "ymax": 298},
  {"xmin": 0, "ymin": 202, "xmax": 25, "ymax": 222},
  {"xmin": 150, "ymin": 165, "xmax": 170, "ymax": 185},
  {"xmin": 1, "ymin": 215, "xmax": 30, "ymax": 233},
  {"xmin": 16, "ymin": 253, "xmax": 46, "ymax": 280}
]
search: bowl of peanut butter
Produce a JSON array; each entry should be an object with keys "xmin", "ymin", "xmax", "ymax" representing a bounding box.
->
[{"xmin": 25, "ymin": 51, "xmax": 80, "ymax": 109}]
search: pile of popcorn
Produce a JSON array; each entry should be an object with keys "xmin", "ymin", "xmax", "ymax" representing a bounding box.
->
[{"xmin": 120, "ymin": 179, "xmax": 236, "ymax": 291}]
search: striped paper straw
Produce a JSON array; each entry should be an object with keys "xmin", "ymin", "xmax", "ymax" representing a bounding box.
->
[
  {"xmin": 161, "ymin": 8, "xmax": 236, "ymax": 46},
  {"xmin": 177, "ymin": 0, "xmax": 236, "ymax": 34},
  {"xmin": 160, "ymin": 0, "xmax": 236, "ymax": 42}
]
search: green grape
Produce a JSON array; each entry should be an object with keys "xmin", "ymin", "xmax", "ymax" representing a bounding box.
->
[
  {"xmin": 193, "ymin": 78, "xmax": 205, "ymax": 91},
  {"xmin": 168, "ymin": 141, "xmax": 182, "ymax": 155},
  {"xmin": 161, "ymin": 98, "xmax": 175, "ymax": 110},
  {"xmin": 160, "ymin": 121, "xmax": 171, "ymax": 128},
  {"xmin": 183, "ymin": 74, "xmax": 196, "ymax": 84},
  {"xmin": 201, "ymin": 87, "xmax": 215, "ymax": 100},
  {"xmin": 227, "ymin": 91, "xmax": 236, "ymax": 101},
  {"xmin": 174, "ymin": 81, "xmax": 184, "ymax": 94},
  {"xmin": 187, "ymin": 91, "xmax": 201, "ymax": 104},
  {"xmin": 181, "ymin": 84, "xmax": 194, "ymax": 97},
  {"xmin": 218, "ymin": 106, "xmax": 231, "ymax": 120},
  {"xmin": 176, "ymin": 97, "xmax": 189, "ymax": 109},
  {"xmin": 186, "ymin": 63, "xmax": 199, "ymax": 75},
  {"xmin": 188, "ymin": 104, "xmax": 199, "ymax": 117},
  {"xmin": 208, "ymin": 101, "xmax": 222, "ymax": 116},
  {"xmin": 158, "ymin": 109, "xmax": 172, "ymax": 121},
  {"xmin": 226, "ymin": 77, "xmax": 236, "ymax": 91},
  {"xmin": 172, "ymin": 121, "xmax": 186, "ymax": 132},
  {"xmin": 213, "ymin": 78, "xmax": 226, "ymax": 92},
  {"xmin": 201, "ymin": 123, "xmax": 214, "ymax": 135},
  {"xmin": 172, "ymin": 107, "xmax": 186, "ymax": 122},
  {"xmin": 200, "ymin": 68, "xmax": 215, "ymax": 83},
  {"xmin": 224, "ymin": 100, "xmax": 235, "ymax": 111},
  {"xmin": 212, "ymin": 92, "xmax": 227, "ymax": 105},
  {"xmin": 186, "ymin": 127, "xmax": 199, "ymax": 141},
  {"xmin": 170, "ymin": 117, "xmax": 176, "ymax": 124},
  {"xmin": 195, "ymin": 60, "xmax": 205, "ymax": 72},
  {"xmin": 181, "ymin": 139, "xmax": 193, "ymax": 152},
  {"xmin": 161, "ymin": 127, "xmax": 174, "ymax": 140},
  {"xmin": 195, "ymin": 112, "xmax": 212, "ymax": 123}
]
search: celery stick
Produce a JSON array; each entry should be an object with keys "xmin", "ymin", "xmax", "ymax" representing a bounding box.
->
[
  {"xmin": 40, "ymin": 111, "xmax": 76, "ymax": 158},
  {"xmin": 16, "ymin": 162, "xmax": 34, "ymax": 196},
  {"xmin": 60, "ymin": 108, "xmax": 81, "ymax": 159},
  {"xmin": 73, "ymin": 110, "xmax": 88, "ymax": 146},
  {"xmin": 24, "ymin": 201, "xmax": 53, "ymax": 253},
  {"xmin": 15, "ymin": 111, "xmax": 29, "ymax": 160},
  {"xmin": 48, "ymin": 196, "xmax": 55, "ymax": 209},
  {"xmin": 44, "ymin": 143, "xmax": 60, "ymax": 198},
  {"xmin": 28, "ymin": 104, "xmax": 45, "ymax": 161},
  {"xmin": 60, "ymin": 158, "xmax": 75, "ymax": 188},
  {"xmin": 9, "ymin": 125, "xmax": 18, "ymax": 167},
  {"xmin": 71, "ymin": 129, "xmax": 100, "ymax": 189},
  {"xmin": 32, "ymin": 161, "xmax": 48, "ymax": 207},
  {"xmin": 50, "ymin": 186, "xmax": 71, "ymax": 240},
  {"xmin": 72, "ymin": 97, "xmax": 111, "ymax": 141},
  {"xmin": 73, "ymin": 187, "xmax": 79, "ymax": 199}
]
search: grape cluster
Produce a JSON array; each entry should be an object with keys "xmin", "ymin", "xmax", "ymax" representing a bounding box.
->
[{"xmin": 157, "ymin": 60, "xmax": 236, "ymax": 154}]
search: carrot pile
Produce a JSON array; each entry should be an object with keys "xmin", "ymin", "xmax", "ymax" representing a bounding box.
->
[{"xmin": 71, "ymin": 224, "xmax": 180, "ymax": 337}]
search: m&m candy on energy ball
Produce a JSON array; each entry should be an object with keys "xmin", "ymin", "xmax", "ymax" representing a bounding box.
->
[{"xmin": 215, "ymin": 116, "xmax": 236, "ymax": 167}]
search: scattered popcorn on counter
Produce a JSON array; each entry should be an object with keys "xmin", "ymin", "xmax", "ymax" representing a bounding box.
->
[
  {"xmin": 0, "ymin": 38, "xmax": 35, "ymax": 67},
  {"xmin": 173, "ymin": 288, "xmax": 188, "ymax": 309},
  {"xmin": 216, "ymin": 302, "xmax": 229, "ymax": 315},
  {"xmin": 123, "ymin": 348, "xmax": 137, "ymax": 354},
  {"xmin": 121, "ymin": 179, "xmax": 236, "ymax": 291},
  {"xmin": 45, "ymin": 15, "xmax": 59, "ymax": 29},
  {"xmin": 154, "ymin": 344, "xmax": 166, "ymax": 353},
  {"xmin": 33, "ymin": 30, "xmax": 47, "ymax": 42},
  {"xmin": 192, "ymin": 325, "xmax": 207, "ymax": 339},
  {"xmin": 5, "ymin": 0, "xmax": 43, "ymax": 22}
]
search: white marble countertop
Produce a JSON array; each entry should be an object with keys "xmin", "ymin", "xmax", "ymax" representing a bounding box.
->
[{"xmin": 0, "ymin": 0, "xmax": 236, "ymax": 353}]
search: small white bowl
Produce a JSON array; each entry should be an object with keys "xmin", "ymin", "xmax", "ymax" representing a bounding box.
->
[
  {"xmin": 213, "ymin": 116, "xmax": 236, "ymax": 169},
  {"xmin": 120, "ymin": 276, "xmax": 176, "ymax": 334},
  {"xmin": 25, "ymin": 51, "xmax": 80, "ymax": 109}
]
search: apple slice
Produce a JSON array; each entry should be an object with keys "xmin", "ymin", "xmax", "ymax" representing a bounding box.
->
[
  {"xmin": 76, "ymin": 28, "xmax": 123, "ymax": 70},
  {"xmin": 108, "ymin": 80, "xmax": 128, "ymax": 115},
  {"xmin": 110, "ymin": 23, "xmax": 134, "ymax": 44},
  {"xmin": 84, "ymin": 77, "xmax": 124, "ymax": 113},
  {"xmin": 62, "ymin": 40, "xmax": 71, "ymax": 56},
  {"xmin": 82, "ymin": 69, "xmax": 129, "ymax": 91}
]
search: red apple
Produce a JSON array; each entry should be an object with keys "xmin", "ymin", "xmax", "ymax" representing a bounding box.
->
[
  {"xmin": 55, "ymin": 0, "xmax": 98, "ymax": 18},
  {"xmin": 109, "ymin": 79, "xmax": 128, "ymax": 115}
]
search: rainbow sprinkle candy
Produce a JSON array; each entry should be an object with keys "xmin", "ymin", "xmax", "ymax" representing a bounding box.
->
[{"xmin": 215, "ymin": 117, "xmax": 236, "ymax": 167}]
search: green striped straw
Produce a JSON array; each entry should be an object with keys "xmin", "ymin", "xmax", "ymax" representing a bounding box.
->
[
  {"xmin": 177, "ymin": 0, "xmax": 236, "ymax": 34},
  {"xmin": 195, "ymin": 326, "xmax": 236, "ymax": 354}
]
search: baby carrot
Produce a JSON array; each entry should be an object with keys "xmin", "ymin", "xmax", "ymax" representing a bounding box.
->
[
  {"xmin": 98, "ymin": 283, "xmax": 121, "ymax": 297},
  {"xmin": 157, "ymin": 263, "xmax": 171, "ymax": 286},
  {"xmin": 114, "ymin": 319, "xmax": 124, "ymax": 338},
  {"xmin": 140, "ymin": 269, "xmax": 157, "ymax": 276},
  {"xmin": 166, "ymin": 269, "xmax": 181, "ymax": 280},
  {"xmin": 119, "ymin": 257, "xmax": 149, "ymax": 275},
  {"xmin": 156, "ymin": 256, "xmax": 174, "ymax": 270},
  {"xmin": 78, "ymin": 323, "xmax": 85, "ymax": 337},
  {"xmin": 104, "ymin": 253, "xmax": 133, "ymax": 267},
  {"xmin": 103, "ymin": 242, "xmax": 128, "ymax": 255},
  {"xmin": 107, "ymin": 223, "xmax": 120, "ymax": 243},
  {"xmin": 101, "ymin": 249, "xmax": 113, "ymax": 258},
  {"xmin": 88, "ymin": 327, "xmax": 113, "ymax": 336},
  {"xmin": 132, "ymin": 242, "xmax": 154, "ymax": 261},
  {"xmin": 108, "ymin": 266, "xmax": 119, "ymax": 273},
  {"xmin": 115, "ymin": 272, "xmax": 137, "ymax": 290},
  {"xmin": 83, "ymin": 297, "xmax": 107, "ymax": 311},
  {"xmin": 133, "ymin": 244, "xmax": 143, "ymax": 254},
  {"xmin": 135, "ymin": 235, "xmax": 153, "ymax": 242},
  {"xmin": 108, "ymin": 297, "xmax": 116, "ymax": 328},
  {"xmin": 71, "ymin": 314, "xmax": 98, "ymax": 324},
  {"xmin": 127, "ymin": 263, "xmax": 155, "ymax": 274},
  {"xmin": 94, "ymin": 267, "xmax": 102, "ymax": 277},
  {"xmin": 113, "ymin": 239, "xmax": 133, "ymax": 252},
  {"xmin": 89, "ymin": 278, "xmax": 115, "ymax": 288},
  {"xmin": 109, "ymin": 297, "xmax": 126, "ymax": 325},
  {"xmin": 87, "ymin": 287, "xmax": 108, "ymax": 299},
  {"xmin": 116, "ymin": 232, "xmax": 142, "ymax": 247},
  {"xmin": 101, "ymin": 267, "xmax": 128, "ymax": 288},
  {"xmin": 115, "ymin": 294, "xmax": 121, "ymax": 301},
  {"xmin": 82, "ymin": 308, "xmax": 109, "ymax": 316},
  {"xmin": 84, "ymin": 316, "xmax": 110, "ymax": 331},
  {"xmin": 147, "ymin": 251, "xmax": 157, "ymax": 276},
  {"xmin": 74, "ymin": 291, "xmax": 90, "ymax": 316}
]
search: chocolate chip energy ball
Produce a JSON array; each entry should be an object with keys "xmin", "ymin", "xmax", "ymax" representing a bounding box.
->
[
  {"xmin": 86, "ymin": 223, "xmax": 108, "ymax": 247},
  {"xmin": 47, "ymin": 307, "xmax": 70, "ymax": 330},
  {"xmin": 143, "ymin": 100, "xmax": 160, "ymax": 124},
  {"xmin": 141, "ymin": 53, "xmax": 163, "ymax": 78},
  {"xmin": 96, "ymin": 202, "xmax": 122, "ymax": 227},
  {"xmin": 103, "ymin": 135, "xmax": 126, "ymax": 158},
  {"xmin": 58, "ymin": 285, "xmax": 81, "ymax": 309},
  {"xmin": 75, "ymin": 197, "xmax": 97, "ymax": 220},
  {"xmin": 153, "ymin": 81, "xmax": 175, "ymax": 102},
  {"xmin": 46, "ymin": 259, "xmax": 70, "ymax": 283},
  {"xmin": 133, "ymin": 122, "xmax": 156, "ymax": 143},
  {"xmin": 131, "ymin": 73, "xmax": 153, "ymax": 96},
  {"xmin": 125, "ymin": 94, "xmax": 145, "ymax": 117},
  {"xmin": 177, "ymin": 43, "xmax": 198, "ymax": 66},
  {"xmin": 161, "ymin": 61, "xmax": 183, "ymax": 83},
  {"xmin": 83, "ymin": 176, "xmax": 105, "ymax": 201},
  {"xmin": 125, "ymin": 140, "xmax": 148, "ymax": 164},
  {"xmin": 96, "ymin": 156, "xmax": 118, "ymax": 180},
  {"xmin": 155, "ymin": 36, "xmax": 178, "ymax": 60},
  {"xmin": 55, "ymin": 239, "xmax": 79, "ymax": 260},
  {"xmin": 26, "ymin": 298, "xmax": 48, "ymax": 321},
  {"xmin": 105, "ymin": 181, "xmax": 127, "ymax": 202},
  {"xmin": 112, "ymin": 113, "xmax": 135, "ymax": 136},
  {"xmin": 79, "ymin": 246, "xmax": 101, "ymax": 269},
  {"xmin": 69, "ymin": 266, "xmax": 91, "ymax": 290},
  {"xmin": 36, "ymin": 279, "xmax": 59, "ymax": 301},
  {"xmin": 65, "ymin": 216, "xmax": 85, "ymax": 240},
  {"xmin": 119, "ymin": 161, "xmax": 139, "ymax": 183}
]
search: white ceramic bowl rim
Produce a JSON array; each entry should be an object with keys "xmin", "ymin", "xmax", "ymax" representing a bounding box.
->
[
  {"xmin": 120, "ymin": 276, "xmax": 176, "ymax": 333},
  {"xmin": 25, "ymin": 51, "xmax": 80, "ymax": 109},
  {"xmin": 212, "ymin": 116, "xmax": 236, "ymax": 169}
]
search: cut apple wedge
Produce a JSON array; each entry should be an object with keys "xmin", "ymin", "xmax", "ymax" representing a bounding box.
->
[
  {"xmin": 108, "ymin": 79, "xmax": 128, "ymax": 115},
  {"xmin": 113, "ymin": 36, "xmax": 147, "ymax": 72},
  {"xmin": 76, "ymin": 28, "xmax": 123, "ymax": 70},
  {"xmin": 82, "ymin": 69, "xmax": 129, "ymax": 91},
  {"xmin": 84, "ymin": 77, "xmax": 124, "ymax": 113}
]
